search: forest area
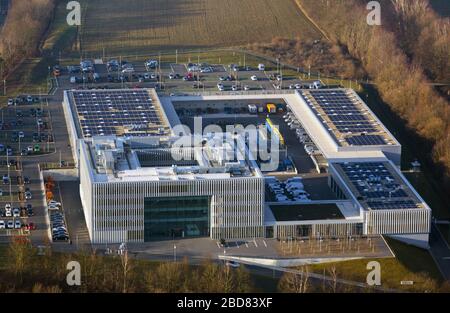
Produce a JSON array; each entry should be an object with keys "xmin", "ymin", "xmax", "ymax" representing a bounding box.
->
[{"xmin": 0, "ymin": 0, "xmax": 55, "ymax": 78}]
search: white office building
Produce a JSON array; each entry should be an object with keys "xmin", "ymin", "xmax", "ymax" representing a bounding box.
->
[{"xmin": 79, "ymin": 134, "xmax": 265, "ymax": 243}]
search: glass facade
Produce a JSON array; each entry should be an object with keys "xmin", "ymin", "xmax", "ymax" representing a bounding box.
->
[{"xmin": 144, "ymin": 196, "xmax": 210, "ymax": 241}]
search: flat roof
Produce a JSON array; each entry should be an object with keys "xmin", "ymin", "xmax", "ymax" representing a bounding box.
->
[
  {"xmin": 161, "ymin": 89, "xmax": 401, "ymax": 161},
  {"xmin": 270, "ymin": 203, "xmax": 345, "ymax": 221},
  {"xmin": 67, "ymin": 89, "xmax": 171, "ymax": 138},
  {"xmin": 331, "ymin": 161, "xmax": 427, "ymax": 211},
  {"xmin": 84, "ymin": 134, "xmax": 263, "ymax": 183},
  {"xmin": 298, "ymin": 89, "xmax": 396, "ymax": 147}
]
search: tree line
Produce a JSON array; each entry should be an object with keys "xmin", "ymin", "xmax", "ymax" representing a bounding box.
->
[
  {"xmin": 0, "ymin": 0, "xmax": 55, "ymax": 78},
  {"xmin": 255, "ymin": 0, "xmax": 449, "ymax": 202},
  {"xmin": 3, "ymin": 238, "xmax": 450, "ymax": 293}
]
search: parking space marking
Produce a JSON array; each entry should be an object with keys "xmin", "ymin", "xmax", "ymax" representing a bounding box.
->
[
  {"xmin": 235, "ymin": 241, "xmax": 239, "ymax": 248},
  {"xmin": 263, "ymin": 240, "xmax": 267, "ymax": 247},
  {"xmin": 216, "ymin": 241, "xmax": 221, "ymax": 248},
  {"xmin": 245, "ymin": 242, "xmax": 249, "ymax": 248},
  {"xmin": 253, "ymin": 239, "xmax": 258, "ymax": 248}
]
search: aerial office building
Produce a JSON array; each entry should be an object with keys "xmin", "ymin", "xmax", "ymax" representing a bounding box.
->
[{"xmin": 63, "ymin": 88, "xmax": 431, "ymax": 247}]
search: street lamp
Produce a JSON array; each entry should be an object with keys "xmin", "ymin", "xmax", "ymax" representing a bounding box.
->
[{"xmin": 173, "ymin": 244, "xmax": 177, "ymax": 262}]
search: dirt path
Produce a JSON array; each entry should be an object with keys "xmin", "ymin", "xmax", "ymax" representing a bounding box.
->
[{"xmin": 294, "ymin": 0, "xmax": 332, "ymax": 42}]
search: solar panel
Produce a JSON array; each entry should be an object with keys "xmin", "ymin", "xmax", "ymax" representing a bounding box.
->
[
  {"xmin": 367, "ymin": 200, "xmax": 420, "ymax": 210},
  {"xmin": 70, "ymin": 89, "xmax": 169, "ymax": 138},
  {"xmin": 346, "ymin": 135, "xmax": 385, "ymax": 146},
  {"xmin": 300, "ymin": 89, "xmax": 390, "ymax": 146},
  {"xmin": 336, "ymin": 162, "xmax": 420, "ymax": 210}
]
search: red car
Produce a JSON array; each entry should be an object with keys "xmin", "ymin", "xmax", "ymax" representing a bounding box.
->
[{"xmin": 26, "ymin": 222, "xmax": 37, "ymax": 231}]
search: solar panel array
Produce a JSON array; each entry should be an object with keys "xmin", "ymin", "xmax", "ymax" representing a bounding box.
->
[
  {"xmin": 300, "ymin": 89, "xmax": 391, "ymax": 146},
  {"xmin": 338, "ymin": 162, "xmax": 420, "ymax": 210},
  {"xmin": 346, "ymin": 135, "xmax": 386, "ymax": 146},
  {"xmin": 71, "ymin": 90, "xmax": 169, "ymax": 138}
]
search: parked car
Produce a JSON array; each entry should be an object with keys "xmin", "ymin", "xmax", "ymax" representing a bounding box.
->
[
  {"xmin": 14, "ymin": 220, "xmax": 22, "ymax": 229},
  {"xmin": 25, "ymin": 191, "xmax": 32, "ymax": 200},
  {"xmin": 12, "ymin": 208, "xmax": 20, "ymax": 217}
]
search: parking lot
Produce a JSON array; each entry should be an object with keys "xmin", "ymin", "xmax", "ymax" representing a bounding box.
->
[
  {"xmin": 58, "ymin": 58, "xmax": 323, "ymax": 94},
  {"xmin": 0, "ymin": 86, "xmax": 75, "ymax": 245},
  {"xmin": 0, "ymin": 158, "xmax": 40, "ymax": 241},
  {"xmin": 1, "ymin": 98, "xmax": 56, "ymax": 157}
]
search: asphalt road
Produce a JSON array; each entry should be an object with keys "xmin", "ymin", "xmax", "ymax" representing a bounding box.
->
[{"xmin": 429, "ymin": 223, "xmax": 450, "ymax": 280}]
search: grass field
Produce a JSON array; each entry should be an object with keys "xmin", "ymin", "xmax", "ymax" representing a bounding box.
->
[
  {"xmin": 77, "ymin": 0, "xmax": 321, "ymax": 57},
  {"xmin": 308, "ymin": 238, "xmax": 445, "ymax": 292}
]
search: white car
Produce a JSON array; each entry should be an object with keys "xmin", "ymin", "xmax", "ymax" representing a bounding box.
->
[
  {"xmin": 145, "ymin": 60, "xmax": 158, "ymax": 69},
  {"xmin": 48, "ymin": 200, "xmax": 62, "ymax": 207},
  {"xmin": 7, "ymin": 221, "xmax": 14, "ymax": 229},
  {"xmin": 291, "ymin": 190, "xmax": 309, "ymax": 197},
  {"xmin": 5, "ymin": 203, "xmax": 11, "ymax": 210},
  {"xmin": 144, "ymin": 73, "xmax": 150, "ymax": 80},
  {"xmin": 48, "ymin": 204, "xmax": 59, "ymax": 211},
  {"xmin": 304, "ymin": 144, "xmax": 317, "ymax": 154},
  {"xmin": 231, "ymin": 85, "xmax": 238, "ymax": 91},
  {"xmin": 0, "ymin": 220, "xmax": 5, "ymax": 229},
  {"xmin": 250, "ymin": 75, "xmax": 258, "ymax": 81},
  {"xmin": 13, "ymin": 208, "xmax": 20, "ymax": 217},
  {"xmin": 7, "ymin": 98, "xmax": 14, "ymax": 106},
  {"xmin": 121, "ymin": 67, "xmax": 134, "ymax": 74},
  {"xmin": 14, "ymin": 220, "xmax": 21, "ymax": 229},
  {"xmin": 243, "ymin": 85, "xmax": 250, "ymax": 91},
  {"xmin": 217, "ymin": 83, "xmax": 225, "ymax": 91},
  {"xmin": 18, "ymin": 131, "xmax": 25, "ymax": 138},
  {"xmin": 200, "ymin": 67, "xmax": 212, "ymax": 73},
  {"xmin": 295, "ymin": 83, "xmax": 302, "ymax": 89}
]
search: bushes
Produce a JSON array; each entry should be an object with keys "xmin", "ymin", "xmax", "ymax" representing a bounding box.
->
[
  {"xmin": 249, "ymin": 37, "xmax": 362, "ymax": 79},
  {"xmin": 0, "ymin": 0, "xmax": 55, "ymax": 74}
]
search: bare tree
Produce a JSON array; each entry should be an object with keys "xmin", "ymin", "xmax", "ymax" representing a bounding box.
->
[
  {"xmin": 278, "ymin": 266, "xmax": 310, "ymax": 293},
  {"xmin": 327, "ymin": 265, "xmax": 338, "ymax": 293},
  {"xmin": 120, "ymin": 250, "xmax": 132, "ymax": 293}
]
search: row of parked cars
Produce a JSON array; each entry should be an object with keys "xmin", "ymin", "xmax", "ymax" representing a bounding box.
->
[
  {"xmin": 47, "ymin": 200, "xmax": 69, "ymax": 241},
  {"xmin": 283, "ymin": 112, "xmax": 319, "ymax": 155},
  {"xmin": 267, "ymin": 177, "xmax": 311, "ymax": 202},
  {"xmin": 6, "ymin": 95, "xmax": 41, "ymax": 107},
  {"xmin": 1, "ymin": 203, "xmax": 33, "ymax": 217}
]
